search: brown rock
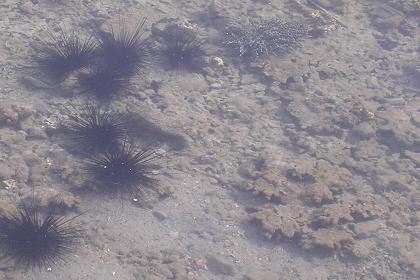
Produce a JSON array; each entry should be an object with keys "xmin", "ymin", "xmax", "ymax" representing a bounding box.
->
[
  {"xmin": 409, "ymin": 192, "xmax": 420, "ymax": 209},
  {"xmin": 0, "ymin": 162, "xmax": 15, "ymax": 179},
  {"xmin": 399, "ymin": 239, "xmax": 420, "ymax": 275},
  {"xmin": 349, "ymin": 195, "xmax": 386, "ymax": 220},
  {"xmin": 251, "ymin": 205, "xmax": 306, "ymax": 239},
  {"xmin": 351, "ymin": 240, "xmax": 373, "ymax": 259},
  {"xmin": 244, "ymin": 271, "xmax": 279, "ymax": 280},
  {"xmin": 311, "ymin": 204, "xmax": 353, "ymax": 227},
  {"xmin": 206, "ymin": 255, "xmax": 235, "ymax": 276},
  {"xmin": 286, "ymin": 162, "xmax": 315, "ymax": 182},
  {"xmin": 304, "ymin": 183, "xmax": 334, "ymax": 205},
  {"xmin": 243, "ymin": 174, "xmax": 288, "ymax": 203},
  {"xmin": 354, "ymin": 220, "xmax": 384, "ymax": 238},
  {"xmin": 352, "ymin": 122, "xmax": 375, "ymax": 138},
  {"xmin": 0, "ymin": 106, "xmax": 19, "ymax": 125},
  {"xmin": 302, "ymin": 227, "xmax": 353, "ymax": 251},
  {"xmin": 403, "ymin": 150, "xmax": 420, "ymax": 166},
  {"xmin": 375, "ymin": 171, "xmax": 413, "ymax": 192},
  {"xmin": 411, "ymin": 111, "xmax": 420, "ymax": 126}
]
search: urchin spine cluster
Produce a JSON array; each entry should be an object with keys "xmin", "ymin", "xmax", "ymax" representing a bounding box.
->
[
  {"xmin": 0, "ymin": 203, "xmax": 81, "ymax": 269},
  {"xmin": 77, "ymin": 19, "xmax": 152, "ymax": 98},
  {"xmin": 225, "ymin": 19, "xmax": 308, "ymax": 59},
  {"xmin": 160, "ymin": 28, "xmax": 207, "ymax": 71},
  {"xmin": 62, "ymin": 104, "xmax": 130, "ymax": 153},
  {"xmin": 35, "ymin": 19, "xmax": 209, "ymax": 99},
  {"xmin": 35, "ymin": 29, "xmax": 97, "ymax": 81},
  {"xmin": 35, "ymin": 19, "xmax": 151, "ymax": 99},
  {"xmin": 99, "ymin": 18, "xmax": 151, "ymax": 77},
  {"xmin": 60, "ymin": 103, "xmax": 159, "ymax": 194},
  {"xmin": 85, "ymin": 142, "xmax": 158, "ymax": 194}
]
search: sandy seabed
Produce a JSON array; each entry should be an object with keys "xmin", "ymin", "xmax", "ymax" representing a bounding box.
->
[{"xmin": 0, "ymin": 0, "xmax": 419, "ymax": 279}]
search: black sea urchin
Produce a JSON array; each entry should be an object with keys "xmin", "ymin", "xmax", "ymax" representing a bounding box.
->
[
  {"xmin": 0, "ymin": 203, "xmax": 81, "ymax": 268},
  {"xmin": 36, "ymin": 29, "xmax": 97, "ymax": 81},
  {"xmin": 85, "ymin": 142, "xmax": 158, "ymax": 194},
  {"xmin": 62, "ymin": 104, "xmax": 130, "ymax": 153},
  {"xmin": 99, "ymin": 18, "xmax": 151, "ymax": 77},
  {"xmin": 225, "ymin": 19, "xmax": 308, "ymax": 59},
  {"xmin": 161, "ymin": 29, "xmax": 207, "ymax": 71}
]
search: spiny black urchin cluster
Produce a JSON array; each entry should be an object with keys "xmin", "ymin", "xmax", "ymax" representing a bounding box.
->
[
  {"xmin": 150, "ymin": 19, "xmax": 209, "ymax": 73},
  {"xmin": 34, "ymin": 19, "xmax": 209, "ymax": 100},
  {"xmin": 35, "ymin": 29, "xmax": 97, "ymax": 81},
  {"xmin": 78, "ymin": 19, "xmax": 152, "ymax": 99},
  {"xmin": 0, "ymin": 203, "xmax": 81, "ymax": 269},
  {"xmin": 59, "ymin": 102, "xmax": 160, "ymax": 194},
  {"xmin": 35, "ymin": 19, "xmax": 151, "ymax": 99},
  {"xmin": 18, "ymin": 8, "xmax": 319, "ymax": 273},
  {"xmin": 99, "ymin": 18, "xmax": 151, "ymax": 77},
  {"xmin": 61, "ymin": 104, "xmax": 131, "ymax": 153},
  {"xmin": 225, "ymin": 19, "xmax": 308, "ymax": 59},
  {"xmin": 85, "ymin": 142, "xmax": 158, "ymax": 194}
]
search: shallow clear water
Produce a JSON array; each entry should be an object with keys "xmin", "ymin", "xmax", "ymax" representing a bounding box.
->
[{"xmin": 0, "ymin": 0, "xmax": 419, "ymax": 279}]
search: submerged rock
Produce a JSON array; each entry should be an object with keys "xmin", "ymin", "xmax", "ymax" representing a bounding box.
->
[{"xmin": 206, "ymin": 254, "xmax": 235, "ymax": 276}]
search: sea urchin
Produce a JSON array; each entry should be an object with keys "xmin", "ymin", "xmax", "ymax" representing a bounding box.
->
[
  {"xmin": 85, "ymin": 142, "xmax": 158, "ymax": 194},
  {"xmin": 0, "ymin": 203, "xmax": 81, "ymax": 269},
  {"xmin": 62, "ymin": 104, "xmax": 130, "ymax": 153},
  {"xmin": 99, "ymin": 18, "xmax": 151, "ymax": 77},
  {"xmin": 36, "ymin": 29, "xmax": 97, "ymax": 81},
  {"xmin": 161, "ymin": 29, "xmax": 207, "ymax": 72}
]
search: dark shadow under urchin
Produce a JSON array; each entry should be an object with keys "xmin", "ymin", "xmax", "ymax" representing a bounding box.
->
[
  {"xmin": 85, "ymin": 142, "xmax": 159, "ymax": 196},
  {"xmin": 98, "ymin": 18, "xmax": 151, "ymax": 78},
  {"xmin": 125, "ymin": 112, "xmax": 188, "ymax": 151},
  {"xmin": 77, "ymin": 67, "xmax": 130, "ymax": 100},
  {"xmin": 35, "ymin": 28, "xmax": 97, "ymax": 81},
  {"xmin": 0, "ymin": 203, "xmax": 82, "ymax": 269},
  {"xmin": 61, "ymin": 104, "xmax": 131, "ymax": 154},
  {"xmin": 224, "ymin": 18, "xmax": 308, "ymax": 60}
]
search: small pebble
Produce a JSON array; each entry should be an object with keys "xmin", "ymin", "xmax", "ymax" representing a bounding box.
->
[
  {"xmin": 386, "ymin": 97, "xmax": 406, "ymax": 106},
  {"xmin": 153, "ymin": 210, "xmax": 167, "ymax": 221},
  {"xmin": 210, "ymin": 83, "xmax": 222, "ymax": 89},
  {"xmin": 1, "ymin": 179, "xmax": 16, "ymax": 190},
  {"xmin": 211, "ymin": 56, "xmax": 224, "ymax": 67}
]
